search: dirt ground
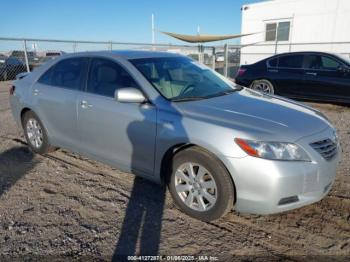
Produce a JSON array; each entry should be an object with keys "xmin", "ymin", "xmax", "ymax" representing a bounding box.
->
[{"xmin": 0, "ymin": 81, "xmax": 349, "ymax": 261}]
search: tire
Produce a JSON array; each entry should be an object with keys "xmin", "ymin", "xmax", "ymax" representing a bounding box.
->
[
  {"xmin": 250, "ymin": 79, "xmax": 275, "ymax": 94},
  {"xmin": 22, "ymin": 111, "xmax": 56, "ymax": 154},
  {"xmin": 168, "ymin": 146, "xmax": 235, "ymax": 221}
]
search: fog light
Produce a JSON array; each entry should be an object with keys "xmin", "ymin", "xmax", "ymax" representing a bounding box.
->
[{"xmin": 278, "ymin": 196, "xmax": 299, "ymax": 205}]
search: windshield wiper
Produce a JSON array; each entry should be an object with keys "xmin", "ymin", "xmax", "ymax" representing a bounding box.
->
[
  {"xmin": 205, "ymin": 87, "xmax": 243, "ymax": 98},
  {"xmin": 170, "ymin": 96, "xmax": 206, "ymax": 102},
  {"xmin": 170, "ymin": 87, "xmax": 243, "ymax": 102}
]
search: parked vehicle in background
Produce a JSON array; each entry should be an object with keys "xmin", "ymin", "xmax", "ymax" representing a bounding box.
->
[
  {"xmin": 44, "ymin": 51, "xmax": 65, "ymax": 57},
  {"xmin": 9, "ymin": 50, "xmax": 40, "ymax": 70},
  {"xmin": 215, "ymin": 52, "xmax": 225, "ymax": 62},
  {"xmin": 0, "ymin": 54, "xmax": 27, "ymax": 81},
  {"xmin": 216, "ymin": 51, "xmax": 240, "ymax": 64},
  {"xmin": 38, "ymin": 51, "xmax": 65, "ymax": 64},
  {"xmin": 187, "ymin": 53, "xmax": 211, "ymax": 64},
  {"xmin": 235, "ymin": 52, "xmax": 350, "ymax": 104},
  {"xmin": 10, "ymin": 51, "xmax": 340, "ymax": 221}
]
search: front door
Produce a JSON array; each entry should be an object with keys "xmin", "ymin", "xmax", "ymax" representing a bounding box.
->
[
  {"xmin": 77, "ymin": 57, "xmax": 157, "ymax": 176},
  {"xmin": 303, "ymin": 54, "xmax": 350, "ymax": 101}
]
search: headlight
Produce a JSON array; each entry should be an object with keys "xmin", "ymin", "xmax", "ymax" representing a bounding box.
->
[{"xmin": 235, "ymin": 138, "xmax": 311, "ymax": 161}]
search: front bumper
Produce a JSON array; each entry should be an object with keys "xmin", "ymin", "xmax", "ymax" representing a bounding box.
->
[{"xmin": 223, "ymin": 127, "xmax": 341, "ymax": 214}]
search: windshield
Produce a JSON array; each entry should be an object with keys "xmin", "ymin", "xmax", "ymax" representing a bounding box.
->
[
  {"xmin": 333, "ymin": 53, "xmax": 350, "ymax": 66},
  {"xmin": 335, "ymin": 54, "xmax": 350, "ymax": 65},
  {"xmin": 130, "ymin": 57, "xmax": 239, "ymax": 101}
]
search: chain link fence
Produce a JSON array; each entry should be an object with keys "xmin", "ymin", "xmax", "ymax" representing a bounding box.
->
[
  {"xmin": 2, "ymin": 37, "xmax": 348, "ymax": 82},
  {"xmin": 0, "ymin": 37, "xmax": 223, "ymax": 81}
]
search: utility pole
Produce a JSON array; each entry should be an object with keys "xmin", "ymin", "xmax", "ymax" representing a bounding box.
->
[
  {"xmin": 151, "ymin": 14, "xmax": 155, "ymax": 49},
  {"xmin": 274, "ymin": 23, "xmax": 279, "ymax": 54}
]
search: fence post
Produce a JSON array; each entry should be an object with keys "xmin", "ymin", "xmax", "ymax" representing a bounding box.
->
[
  {"xmin": 198, "ymin": 44, "xmax": 202, "ymax": 64},
  {"xmin": 109, "ymin": 41, "xmax": 113, "ymax": 51},
  {"xmin": 23, "ymin": 40, "xmax": 30, "ymax": 72},
  {"xmin": 224, "ymin": 43, "xmax": 228, "ymax": 77},
  {"xmin": 212, "ymin": 47, "xmax": 216, "ymax": 70}
]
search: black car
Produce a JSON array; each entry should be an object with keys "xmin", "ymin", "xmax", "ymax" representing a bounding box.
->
[
  {"xmin": 235, "ymin": 52, "xmax": 350, "ymax": 104},
  {"xmin": 0, "ymin": 55, "xmax": 27, "ymax": 81},
  {"xmin": 9, "ymin": 50, "xmax": 40, "ymax": 70}
]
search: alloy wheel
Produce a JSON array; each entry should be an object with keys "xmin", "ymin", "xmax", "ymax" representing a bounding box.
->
[
  {"xmin": 251, "ymin": 80, "xmax": 274, "ymax": 94},
  {"xmin": 174, "ymin": 162, "xmax": 217, "ymax": 212},
  {"xmin": 26, "ymin": 118, "xmax": 43, "ymax": 148}
]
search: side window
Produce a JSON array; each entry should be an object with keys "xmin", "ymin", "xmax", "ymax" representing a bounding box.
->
[
  {"xmin": 304, "ymin": 55, "xmax": 322, "ymax": 69},
  {"xmin": 87, "ymin": 58, "xmax": 138, "ymax": 97},
  {"xmin": 38, "ymin": 67, "xmax": 54, "ymax": 85},
  {"xmin": 268, "ymin": 57, "xmax": 278, "ymax": 67},
  {"xmin": 321, "ymin": 56, "xmax": 341, "ymax": 70},
  {"xmin": 7, "ymin": 57, "xmax": 21, "ymax": 65},
  {"xmin": 278, "ymin": 55, "xmax": 303, "ymax": 68},
  {"xmin": 38, "ymin": 57, "xmax": 88, "ymax": 89}
]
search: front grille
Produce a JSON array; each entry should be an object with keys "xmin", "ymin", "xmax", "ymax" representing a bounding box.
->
[{"xmin": 310, "ymin": 139, "xmax": 338, "ymax": 161}]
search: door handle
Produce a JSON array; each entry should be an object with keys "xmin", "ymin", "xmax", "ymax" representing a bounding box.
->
[
  {"xmin": 33, "ymin": 89, "xmax": 40, "ymax": 95},
  {"xmin": 80, "ymin": 100, "xmax": 92, "ymax": 109},
  {"xmin": 306, "ymin": 72, "xmax": 317, "ymax": 76}
]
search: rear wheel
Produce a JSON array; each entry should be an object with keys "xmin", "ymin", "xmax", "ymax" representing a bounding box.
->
[
  {"xmin": 22, "ymin": 111, "xmax": 56, "ymax": 154},
  {"xmin": 168, "ymin": 146, "xmax": 235, "ymax": 221},
  {"xmin": 250, "ymin": 79, "xmax": 275, "ymax": 94}
]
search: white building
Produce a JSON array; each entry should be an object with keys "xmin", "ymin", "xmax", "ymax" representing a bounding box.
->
[{"xmin": 240, "ymin": 0, "xmax": 350, "ymax": 65}]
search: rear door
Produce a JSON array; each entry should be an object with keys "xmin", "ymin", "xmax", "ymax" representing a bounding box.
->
[
  {"xmin": 303, "ymin": 54, "xmax": 350, "ymax": 100},
  {"xmin": 270, "ymin": 54, "xmax": 305, "ymax": 96},
  {"xmin": 76, "ymin": 57, "xmax": 157, "ymax": 176},
  {"xmin": 32, "ymin": 57, "xmax": 88, "ymax": 148}
]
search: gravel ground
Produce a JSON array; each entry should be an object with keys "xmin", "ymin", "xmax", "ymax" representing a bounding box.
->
[{"xmin": 0, "ymin": 81, "xmax": 349, "ymax": 261}]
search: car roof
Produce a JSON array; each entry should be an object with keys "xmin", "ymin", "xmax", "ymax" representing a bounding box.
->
[
  {"xmin": 268, "ymin": 51, "xmax": 338, "ymax": 59},
  {"xmin": 59, "ymin": 50, "xmax": 185, "ymax": 60}
]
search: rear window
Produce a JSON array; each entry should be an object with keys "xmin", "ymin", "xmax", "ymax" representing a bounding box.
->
[
  {"xmin": 38, "ymin": 57, "xmax": 88, "ymax": 90},
  {"xmin": 268, "ymin": 57, "xmax": 278, "ymax": 67},
  {"xmin": 278, "ymin": 55, "xmax": 303, "ymax": 68}
]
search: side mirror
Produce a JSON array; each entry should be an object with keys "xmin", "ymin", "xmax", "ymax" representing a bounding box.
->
[
  {"xmin": 337, "ymin": 65, "xmax": 350, "ymax": 74},
  {"xmin": 115, "ymin": 88, "xmax": 146, "ymax": 103}
]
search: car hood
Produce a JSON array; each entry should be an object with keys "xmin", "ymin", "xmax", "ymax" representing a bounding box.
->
[{"xmin": 174, "ymin": 88, "xmax": 331, "ymax": 142}]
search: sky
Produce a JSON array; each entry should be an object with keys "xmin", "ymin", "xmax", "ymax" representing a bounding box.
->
[{"xmin": 0, "ymin": 0, "xmax": 263, "ymax": 45}]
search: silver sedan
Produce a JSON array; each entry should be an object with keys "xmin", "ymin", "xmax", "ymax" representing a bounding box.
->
[{"xmin": 10, "ymin": 51, "xmax": 340, "ymax": 221}]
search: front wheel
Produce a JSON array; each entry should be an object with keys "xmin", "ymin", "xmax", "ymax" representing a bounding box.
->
[
  {"xmin": 168, "ymin": 147, "xmax": 235, "ymax": 221},
  {"xmin": 250, "ymin": 79, "xmax": 275, "ymax": 94}
]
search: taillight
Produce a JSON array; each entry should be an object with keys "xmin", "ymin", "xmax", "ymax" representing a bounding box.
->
[
  {"xmin": 237, "ymin": 68, "xmax": 247, "ymax": 77},
  {"xmin": 9, "ymin": 85, "xmax": 15, "ymax": 95}
]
